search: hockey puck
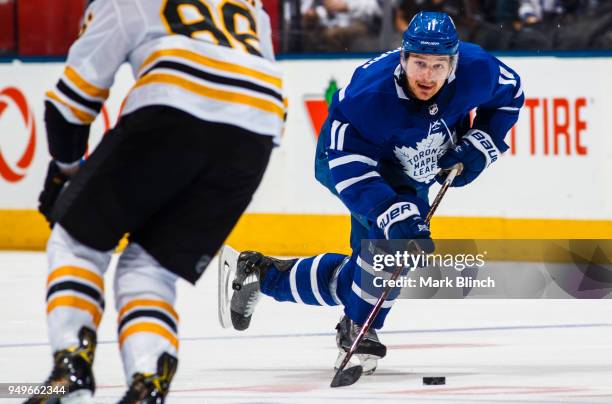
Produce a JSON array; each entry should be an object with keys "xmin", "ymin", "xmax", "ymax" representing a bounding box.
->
[{"xmin": 423, "ymin": 376, "xmax": 445, "ymax": 385}]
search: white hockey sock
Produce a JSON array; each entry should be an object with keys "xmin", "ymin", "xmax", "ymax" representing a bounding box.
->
[
  {"xmin": 115, "ymin": 243, "xmax": 179, "ymax": 380},
  {"xmin": 46, "ymin": 224, "xmax": 112, "ymax": 351}
]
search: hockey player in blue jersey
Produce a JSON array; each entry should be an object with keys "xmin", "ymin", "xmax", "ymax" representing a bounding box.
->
[{"xmin": 221, "ymin": 11, "xmax": 524, "ymax": 374}]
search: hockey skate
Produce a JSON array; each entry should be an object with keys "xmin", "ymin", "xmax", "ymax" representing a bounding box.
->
[
  {"xmin": 118, "ymin": 352, "xmax": 177, "ymax": 404},
  {"xmin": 218, "ymin": 245, "xmax": 294, "ymax": 330},
  {"xmin": 25, "ymin": 327, "xmax": 97, "ymax": 404},
  {"xmin": 334, "ymin": 315, "xmax": 387, "ymax": 375}
]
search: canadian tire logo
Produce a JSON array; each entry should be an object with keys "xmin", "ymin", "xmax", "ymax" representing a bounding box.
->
[
  {"xmin": 304, "ymin": 79, "xmax": 338, "ymax": 140},
  {"xmin": 0, "ymin": 87, "xmax": 36, "ymax": 182}
]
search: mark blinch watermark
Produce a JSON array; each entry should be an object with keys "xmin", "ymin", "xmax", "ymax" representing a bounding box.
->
[{"xmin": 360, "ymin": 239, "xmax": 612, "ymax": 299}]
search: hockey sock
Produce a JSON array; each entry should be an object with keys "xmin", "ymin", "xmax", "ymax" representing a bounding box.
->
[
  {"xmin": 46, "ymin": 224, "xmax": 112, "ymax": 351},
  {"xmin": 261, "ymin": 253, "xmax": 347, "ymax": 306},
  {"xmin": 114, "ymin": 243, "xmax": 179, "ymax": 380}
]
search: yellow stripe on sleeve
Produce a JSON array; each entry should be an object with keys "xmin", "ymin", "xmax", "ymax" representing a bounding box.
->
[
  {"xmin": 64, "ymin": 66, "xmax": 110, "ymax": 99},
  {"xmin": 45, "ymin": 91, "xmax": 96, "ymax": 124}
]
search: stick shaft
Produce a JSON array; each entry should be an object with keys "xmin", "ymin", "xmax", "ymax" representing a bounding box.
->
[{"xmin": 336, "ymin": 166, "xmax": 459, "ymax": 374}]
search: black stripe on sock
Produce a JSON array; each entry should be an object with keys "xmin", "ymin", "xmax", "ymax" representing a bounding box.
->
[
  {"xmin": 118, "ymin": 309, "xmax": 178, "ymax": 333},
  {"xmin": 46, "ymin": 280, "xmax": 104, "ymax": 308}
]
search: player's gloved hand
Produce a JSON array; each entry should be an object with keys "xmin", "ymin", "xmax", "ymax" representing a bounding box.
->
[
  {"xmin": 38, "ymin": 160, "xmax": 77, "ymax": 226},
  {"xmin": 437, "ymin": 129, "xmax": 501, "ymax": 187},
  {"xmin": 375, "ymin": 196, "xmax": 434, "ymax": 254}
]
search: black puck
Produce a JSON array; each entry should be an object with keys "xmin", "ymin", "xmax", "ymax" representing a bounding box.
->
[{"xmin": 423, "ymin": 376, "xmax": 445, "ymax": 385}]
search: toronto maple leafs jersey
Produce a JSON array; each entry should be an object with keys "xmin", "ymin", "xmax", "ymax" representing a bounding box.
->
[
  {"xmin": 45, "ymin": 0, "xmax": 284, "ymax": 156},
  {"xmin": 315, "ymin": 42, "xmax": 524, "ymax": 223}
]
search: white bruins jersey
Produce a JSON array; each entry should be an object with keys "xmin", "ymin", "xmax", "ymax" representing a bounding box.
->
[{"xmin": 45, "ymin": 0, "xmax": 284, "ymax": 141}]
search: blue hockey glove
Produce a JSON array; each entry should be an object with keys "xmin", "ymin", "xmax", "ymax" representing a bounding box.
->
[
  {"xmin": 375, "ymin": 197, "xmax": 434, "ymax": 254},
  {"xmin": 437, "ymin": 129, "xmax": 501, "ymax": 187}
]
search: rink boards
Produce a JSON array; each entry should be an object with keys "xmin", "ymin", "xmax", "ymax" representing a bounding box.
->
[{"xmin": 0, "ymin": 57, "xmax": 611, "ymax": 254}]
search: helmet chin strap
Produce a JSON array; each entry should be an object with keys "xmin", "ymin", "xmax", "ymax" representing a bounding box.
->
[{"xmin": 447, "ymin": 54, "xmax": 459, "ymax": 83}]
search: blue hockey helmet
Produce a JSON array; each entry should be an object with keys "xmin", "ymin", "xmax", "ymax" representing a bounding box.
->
[{"xmin": 402, "ymin": 11, "xmax": 459, "ymax": 56}]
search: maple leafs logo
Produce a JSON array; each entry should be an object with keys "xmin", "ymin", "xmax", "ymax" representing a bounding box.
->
[{"xmin": 394, "ymin": 121, "xmax": 452, "ymax": 183}]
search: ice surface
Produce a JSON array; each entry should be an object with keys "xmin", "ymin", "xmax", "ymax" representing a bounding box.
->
[{"xmin": 1, "ymin": 252, "xmax": 611, "ymax": 403}]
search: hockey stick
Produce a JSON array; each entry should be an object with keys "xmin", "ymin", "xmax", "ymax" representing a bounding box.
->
[{"xmin": 330, "ymin": 166, "xmax": 460, "ymax": 388}]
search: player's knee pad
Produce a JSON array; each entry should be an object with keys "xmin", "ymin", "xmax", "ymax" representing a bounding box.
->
[
  {"xmin": 114, "ymin": 243, "xmax": 179, "ymax": 379},
  {"xmin": 47, "ymin": 224, "xmax": 113, "ymax": 272},
  {"xmin": 114, "ymin": 243, "xmax": 178, "ymax": 306}
]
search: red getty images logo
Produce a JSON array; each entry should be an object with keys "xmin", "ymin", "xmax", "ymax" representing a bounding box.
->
[{"xmin": 0, "ymin": 87, "xmax": 36, "ymax": 182}]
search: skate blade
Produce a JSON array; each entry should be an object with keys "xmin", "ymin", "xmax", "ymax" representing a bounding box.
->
[
  {"xmin": 218, "ymin": 245, "xmax": 241, "ymax": 329},
  {"xmin": 60, "ymin": 388, "xmax": 94, "ymax": 404},
  {"xmin": 357, "ymin": 354, "xmax": 378, "ymax": 375},
  {"xmin": 334, "ymin": 351, "xmax": 378, "ymax": 375}
]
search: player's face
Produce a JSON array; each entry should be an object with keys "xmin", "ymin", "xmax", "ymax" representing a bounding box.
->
[{"xmin": 403, "ymin": 53, "xmax": 452, "ymax": 101}]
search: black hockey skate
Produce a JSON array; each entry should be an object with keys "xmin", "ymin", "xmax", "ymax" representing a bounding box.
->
[
  {"xmin": 118, "ymin": 352, "xmax": 177, "ymax": 404},
  {"xmin": 25, "ymin": 327, "xmax": 97, "ymax": 404},
  {"xmin": 334, "ymin": 315, "xmax": 387, "ymax": 375},
  {"xmin": 218, "ymin": 246, "xmax": 295, "ymax": 331}
]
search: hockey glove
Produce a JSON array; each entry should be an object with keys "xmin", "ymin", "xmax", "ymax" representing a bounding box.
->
[
  {"xmin": 38, "ymin": 160, "xmax": 71, "ymax": 226},
  {"xmin": 437, "ymin": 129, "xmax": 501, "ymax": 187},
  {"xmin": 375, "ymin": 196, "xmax": 434, "ymax": 254}
]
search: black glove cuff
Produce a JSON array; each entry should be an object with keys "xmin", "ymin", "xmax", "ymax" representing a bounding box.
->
[{"xmin": 45, "ymin": 101, "xmax": 90, "ymax": 163}]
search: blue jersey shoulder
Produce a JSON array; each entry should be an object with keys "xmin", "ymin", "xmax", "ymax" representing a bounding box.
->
[
  {"xmin": 330, "ymin": 49, "xmax": 410, "ymax": 144},
  {"xmin": 329, "ymin": 42, "xmax": 516, "ymax": 144},
  {"xmin": 452, "ymin": 42, "xmax": 505, "ymax": 108}
]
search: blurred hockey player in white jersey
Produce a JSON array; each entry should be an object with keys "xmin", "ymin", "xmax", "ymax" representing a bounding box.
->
[
  {"xmin": 223, "ymin": 11, "xmax": 524, "ymax": 375},
  {"xmin": 28, "ymin": 0, "xmax": 284, "ymax": 403}
]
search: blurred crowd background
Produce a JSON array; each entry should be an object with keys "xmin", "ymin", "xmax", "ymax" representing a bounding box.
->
[
  {"xmin": 1, "ymin": 0, "xmax": 612, "ymax": 57},
  {"xmin": 288, "ymin": 0, "xmax": 612, "ymax": 52}
]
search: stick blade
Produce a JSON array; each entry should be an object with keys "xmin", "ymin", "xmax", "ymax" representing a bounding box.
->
[{"xmin": 330, "ymin": 365, "xmax": 363, "ymax": 388}]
